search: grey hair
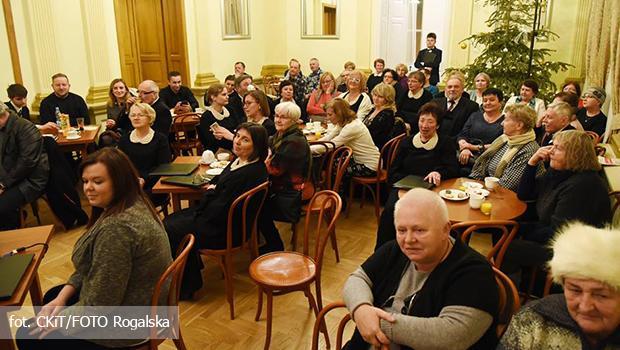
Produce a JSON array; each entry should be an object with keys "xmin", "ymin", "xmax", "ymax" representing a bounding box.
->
[
  {"xmin": 140, "ymin": 80, "xmax": 159, "ymax": 93},
  {"xmin": 394, "ymin": 188, "xmax": 449, "ymax": 226},
  {"xmin": 274, "ymin": 101, "xmax": 301, "ymax": 122}
]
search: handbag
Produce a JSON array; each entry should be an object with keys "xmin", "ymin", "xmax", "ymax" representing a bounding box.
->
[{"xmin": 269, "ymin": 189, "xmax": 302, "ymax": 223}]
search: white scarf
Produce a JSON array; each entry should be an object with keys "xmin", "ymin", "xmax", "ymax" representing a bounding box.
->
[
  {"xmin": 412, "ymin": 132, "xmax": 438, "ymax": 150},
  {"xmin": 129, "ymin": 128, "xmax": 154, "ymax": 144}
]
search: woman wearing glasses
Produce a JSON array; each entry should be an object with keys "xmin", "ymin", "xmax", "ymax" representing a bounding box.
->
[{"xmin": 338, "ymin": 70, "xmax": 372, "ymax": 119}]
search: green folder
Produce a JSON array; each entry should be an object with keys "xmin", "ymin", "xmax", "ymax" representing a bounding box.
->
[
  {"xmin": 162, "ymin": 175, "xmax": 212, "ymax": 188},
  {"xmin": 0, "ymin": 253, "xmax": 34, "ymax": 301},
  {"xmin": 392, "ymin": 175, "xmax": 434, "ymax": 190},
  {"xmin": 149, "ymin": 163, "xmax": 198, "ymax": 176}
]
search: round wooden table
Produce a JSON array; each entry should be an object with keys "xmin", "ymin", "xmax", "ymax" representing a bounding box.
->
[{"xmin": 432, "ymin": 178, "xmax": 527, "ymax": 222}]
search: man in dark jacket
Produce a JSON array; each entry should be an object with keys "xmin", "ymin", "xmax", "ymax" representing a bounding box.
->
[
  {"xmin": 414, "ymin": 33, "xmax": 442, "ymax": 86},
  {"xmin": 432, "ymin": 74, "xmax": 479, "ymax": 139},
  {"xmin": 5, "ymin": 83, "xmax": 30, "ymax": 120},
  {"xmin": 159, "ymin": 71, "xmax": 199, "ymax": 114},
  {"xmin": 0, "ymin": 104, "xmax": 49, "ymax": 230},
  {"xmin": 39, "ymin": 73, "xmax": 89, "ymax": 126}
]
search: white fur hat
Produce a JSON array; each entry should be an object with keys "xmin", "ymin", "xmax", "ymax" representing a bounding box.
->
[{"xmin": 549, "ymin": 222, "xmax": 620, "ymax": 289}]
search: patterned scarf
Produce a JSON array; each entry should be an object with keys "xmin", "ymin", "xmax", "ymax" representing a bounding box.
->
[{"xmin": 475, "ymin": 130, "xmax": 536, "ymax": 178}]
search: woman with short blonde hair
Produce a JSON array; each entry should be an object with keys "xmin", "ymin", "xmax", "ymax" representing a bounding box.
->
[
  {"xmin": 467, "ymin": 72, "xmax": 491, "ymax": 105},
  {"xmin": 361, "ymin": 83, "xmax": 397, "ymax": 149},
  {"xmin": 338, "ymin": 70, "xmax": 373, "ymax": 119}
]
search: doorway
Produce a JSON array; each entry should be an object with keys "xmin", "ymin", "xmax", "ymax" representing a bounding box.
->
[{"xmin": 113, "ymin": 0, "xmax": 190, "ymax": 87}]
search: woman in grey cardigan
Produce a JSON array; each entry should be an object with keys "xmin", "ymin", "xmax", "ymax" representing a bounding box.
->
[{"xmin": 17, "ymin": 148, "xmax": 172, "ymax": 349}]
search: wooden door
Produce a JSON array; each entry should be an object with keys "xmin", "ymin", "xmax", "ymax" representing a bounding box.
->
[{"xmin": 114, "ymin": 0, "xmax": 189, "ymax": 87}]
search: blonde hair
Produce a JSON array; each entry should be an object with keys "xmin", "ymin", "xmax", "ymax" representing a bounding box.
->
[
  {"xmin": 371, "ymin": 83, "xmax": 396, "ymax": 111},
  {"xmin": 325, "ymin": 99, "xmax": 356, "ymax": 126},
  {"xmin": 129, "ymin": 103, "xmax": 156, "ymax": 126},
  {"xmin": 348, "ymin": 70, "xmax": 367, "ymax": 90},
  {"xmin": 504, "ymin": 104, "xmax": 536, "ymax": 131},
  {"xmin": 317, "ymin": 72, "xmax": 336, "ymax": 98},
  {"xmin": 553, "ymin": 130, "xmax": 601, "ymax": 172},
  {"xmin": 395, "ymin": 63, "xmax": 409, "ymax": 75}
]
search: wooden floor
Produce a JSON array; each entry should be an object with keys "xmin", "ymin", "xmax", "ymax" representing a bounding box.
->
[{"xmin": 10, "ymin": 195, "xmax": 491, "ymax": 350}]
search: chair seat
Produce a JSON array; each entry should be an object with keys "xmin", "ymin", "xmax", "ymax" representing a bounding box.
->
[
  {"xmin": 302, "ymin": 192, "xmax": 334, "ymax": 212},
  {"xmin": 249, "ymin": 252, "xmax": 316, "ymax": 288},
  {"xmin": 352, "ymin": 170, "xmax": 387, "ymax": 184}
]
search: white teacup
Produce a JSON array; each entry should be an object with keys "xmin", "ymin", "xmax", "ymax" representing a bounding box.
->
[
  {"xmin": 201, "ymin": 150, "xmax": 216, "ymax": 164},
  {"xmin": 484, "ymin": 176, "xmax": 500, "ymax": 190},
  {"xmin": 469, "ymin": 193, "xmax": 484, "ymax": 209},
  {"xmin": 217, "ymin": 153, "xmax": 230, "ymax": 161},
  {"xmin": 67, "ymin": 130, "xmax": 79, "ymax": 138}
]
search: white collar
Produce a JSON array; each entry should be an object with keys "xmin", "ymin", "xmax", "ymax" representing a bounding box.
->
[
  {"xmin": 129, "ymin": 128, "xmax": 155, "ymax": 144},
  {"xmin": 412, "ymin": 132, "xmax": 438, "ymax": 150},
  {"xmin": 408, "ymin": 89, "xmax": 424, "ymax": 99},
  {"xmin": 206, "ymin": 106, "xmax": 230, "ymax": 121},
  {"xmin": 230, "ymin": 158, "xmax": 258, "ymax": 171},
  {"xmin": 10, "ymin": 101, "xmax": 22, "ymax": 113}
]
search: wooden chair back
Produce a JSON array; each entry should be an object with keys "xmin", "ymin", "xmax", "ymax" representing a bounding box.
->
[
  {"xmin": 450, "ymin": 220, "xmax": 519, "ymax": 269},
  {"xmin": 309, "ymin": 141, "xmax": 336, "ymax": 191},
  {"xmin": 147, "ymin": 234, "xmax": 195, "ymax": 349},
  {"xmin": 225, "ymin": 181, "xmax": 270, "ymax": 252},
  {"xmin": 378, "ymin": 133, "xmax": 405, "ymax": 181},
  {"xmin": 326, "ymin": 146, "xmax": 352, "ymax": 193},
  {"xmin": 311, "ymin": 301, "xmax": 351, "ymax": 350},
  {"xmin": 171, "ymin": 113, "xmax": 202, "ymax": 156},
  {"xmin": 493, "ymin": 266, "xmax": 521, "ymax": 338}
]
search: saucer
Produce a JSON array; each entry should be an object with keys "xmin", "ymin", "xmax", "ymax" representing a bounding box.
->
[{"xmin": 66, "ymin": 134, "xmax": 81, "ymax": 140}]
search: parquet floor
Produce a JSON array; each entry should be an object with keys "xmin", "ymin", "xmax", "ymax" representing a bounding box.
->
[{"xmin": 10, "ymin": 195, "xmax": 491, "ymax": 350}]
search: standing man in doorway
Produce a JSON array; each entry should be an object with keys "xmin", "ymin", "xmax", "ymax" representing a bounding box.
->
[
  {"xmin": 159, "ymin": 71, "xmax": 199, "ymax": 114},
  {"xmin": 414, "ymin": 33, "xmax": 442, "ymax": 86}
]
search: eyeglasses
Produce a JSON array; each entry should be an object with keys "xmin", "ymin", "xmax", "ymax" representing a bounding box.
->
[
  {"xmin": 138, "ymin": 90, "xmax": 155, "ymax": 95},
  {"xmin": 243, "ymin": 101, "xmax": 257, "ymax": 106},
  {"xmin": 348, "ymin": 78, "xmax": 361, "ymax": 83}
]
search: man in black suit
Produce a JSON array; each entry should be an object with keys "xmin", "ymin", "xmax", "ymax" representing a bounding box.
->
[
  {"xmin": 159, "ymin": 71, "xmax": 199, "ymax": 114},
  {"xmin": 414, "ymin": 33, "xmax": 442, "ymax": 86},
  {"xmin": 537, "ymin": 102, "xmax": 575, "ymax": 147},
  {"xmin": 137, "ymin": 80, "xmax": 172, "ymax": 137},
  {"xmin": 431, "ymin": 74, "xmax": 479, "ymax": 139},
  {"xmin": 5, "ymin": 84, "xmax": 30, "ymax": 120}
]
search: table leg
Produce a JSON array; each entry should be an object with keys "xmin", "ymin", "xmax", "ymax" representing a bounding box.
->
[
  {"xmin": 29, "ymin": 274, "xmax": 43, "ymax": 315},
  {"xmin": 171, "ymin": 194, "xmax": 181, "ymax": 212},
  {"xmin": 80, "ymin": 145, "xmax": 88, "ymax": 160},
  {"xmin": 0, "ymin": 313, "xmax": 17, "ymax": 350}
]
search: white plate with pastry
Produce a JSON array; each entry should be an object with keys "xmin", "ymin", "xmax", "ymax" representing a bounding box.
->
[{"xmin": 439, "ymin": 189, "xmax": 469, "ymax": 201}]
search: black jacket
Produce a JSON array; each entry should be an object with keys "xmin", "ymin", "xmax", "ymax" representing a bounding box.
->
[
  {"xmin": 414, "ymin": 47, "xmax": 442, "ymax": 85},
  {"xmin": 159, "ymin": 86, "xmax": 199, "ymax": 111},
  {"xmin": 4, "ymin": 101, "xmax": 30, "ymax": 121},
  {"xmin": 432, "ymin": 96, "xmax": 479, "ymax": 139},
  {"xmin": 150, "ymin": 98, "xmax": 173, "ymax": 137},
  {"xmin": 0, "ymin": 113, "xmax": 49, "ymax": 202},
  {"xmin": 39, "ymin": 92, "xmax": 90, "ymax": 126}
]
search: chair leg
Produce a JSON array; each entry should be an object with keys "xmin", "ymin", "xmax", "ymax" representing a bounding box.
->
[
  {"xmin": 290, "ymin": 222, "xmax": 298, "ymax": 251},
  {"xmin": 346, "ymin": 181, "xmax": 354, "ymax": 218},
  {"xmin": 30, "ymin": 201, "xmax": 42, "ymax": 225},
  {"xmin": 305, "ymin": 286, "xmax": 330, "ymax": 349},
  {"xmin": 374, "ymin": 182, "xmax": 381, "ymax": 222},
  {"xmin": 325, "ymin": 212, "xmax": 340, "ymax": 263},
  {"xmin": 263, "ymin": 290, "xmax": 274, "ymax": 350},
  {"xmin": 222, "ymin": 255, "xmax": 235, "ymax": 320},
  {"xmin": 360, "ymin": 186, "xmax": 366, "ymax": 208},
  {"xmin": 255, "ymin": 288, "xmax": 263, "ymax": 321},
  {"xmin": 172, "ymin": 329, "xmax": 187, "ymax": 350}
]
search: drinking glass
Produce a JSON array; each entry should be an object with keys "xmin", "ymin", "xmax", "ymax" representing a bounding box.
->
[{"xmin": 76, "ymin": 118, "xmax": 85, "ymax": 131}]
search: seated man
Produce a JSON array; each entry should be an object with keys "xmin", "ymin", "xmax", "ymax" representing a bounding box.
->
[
  {"xmin": 5, "ymin": 83, "xmax": 30, "ymax": 120},
  {"xmin": 39, "ymin": 73, "xmax": 89, "ymax": 127},
  {"xmin": 343, "ymin": 188, "xmax": 498, "ymax": 349},
  {"xmin": 159, "ymin": 71, "xmax": 199, "ymax": 114},
  {"xmin": 137, "ymin": 80, "xmax": 172, "ymax": 137},
  {"xmin": 537, "ymin": 102, "xmax": 575, "ymax": 149},
  {"xmin": 0, "ymin": 104, "xmax": 49, "ymax": 230}
]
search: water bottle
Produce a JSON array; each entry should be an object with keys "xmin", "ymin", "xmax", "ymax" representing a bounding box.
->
[{"xmin": 55, "ymin": 107, "xmax": 61, "ymax": 126}]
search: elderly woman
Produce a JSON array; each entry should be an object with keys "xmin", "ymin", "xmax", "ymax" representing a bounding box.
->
[
  {"xmin": 470, "ymin": 104, "xmax": 541, "ymax": 191},
  {"xmin": 375, "ymin": 102, "xmax": 458, "ymax": 249},
  {"xmin": 363, "ymin": 83, "xmax": 397, "ymax": 149},
  {"xmin": 339, "ymin": 70, "xmax": 373, "ymax": 119},
  {"xmin": 336, "ymin": 61, "xmax": 356, "ymax": 93},
  {"xmin": 395, "ymin": 63, "xmax": 409, "ymax": 91},
  {"xmin": 396, "ymin": 70, "xmax": 433, "ymax": 131},
  {"xmin": 198, "ymin": 83, "xmax": 239, "ymax": 152},
  {"xmin": 562, "ymin": 80, "xmax": 583, "ymax": 108},
  {"xmin": 118, "ymin": 103, "xmax": 171, "ymax": 206},
  {"xmin": 499, "ymin": 222, "xmax": 620, "ymax": 349},
  {"xmin": 17, "ymin": 148, "xmax": 171, "ymax": 348},
  {"xmin": 100, "ymin": 78, "xmax": 136, "ymax": 147},
  {"xmin": 0, "ymin": 105, "xmax": 49, "ymax": 230},
  {"xmin": 504, "ymin": 79, "xmax": 546, "ymax": 127},
  {"xmin": 367, "ymin": 58, "xmax": 385, "ymax": 93},
  {"xmin": 306, "ymin": 72, "xmax": 337, "ymax": 122},
  {"xmin": 164, "ymin": 123, "xmax": 269, "ymax": 298},
  {"xmin": 466, "ymin": 72, "xmax": 491, "ymax": 106},
  {"xmin": 345, "ymin": 189, "xmax": 498, "ymax": 349},
  {"xmin": 259, "ymin": 102, "xmax": 311, "ymax": 254},
  {"xmin": 457, "ymin": 88, "xmax": 505, "ymax": 171},
  {"xmin": 382, "ymin": 68, "xmax": 404, "ymax": 100},
  {"xmin": 501, "ymin": 130, "xmax": 611, "ymax": 280},
  {"xmin": 311, "ymin": 99, "xmax": 380, "ymax": 177}
]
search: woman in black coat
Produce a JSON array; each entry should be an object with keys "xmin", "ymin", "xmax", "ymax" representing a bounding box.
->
[
  {"xmin": 503, "ymin": 130, "xmax": 611, "ymax": 277},
  {"xmin": 198, "ymin": 83, "xmax": 241, "ymax": 152},
  {"xmin": 375, "ymin": 102, "xmax": 458, "ymax": 249},
  {"xmin": 363, "ymin": 83, "xmax": 397, "ymax": 150},
  {"xmin": 164, "ymin": 123, "xmax": 269, "ymax": 298}
]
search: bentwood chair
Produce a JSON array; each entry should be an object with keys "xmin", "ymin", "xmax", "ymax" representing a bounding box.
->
[
  {"xmin": 131, "ymin": 234, "xmax": 195, "ymax": 350},
  {"xmin": 171, "ymin": 113, "xmax": 202, "ymax": 157},
  {"xmin": 198, "ymin": 181, "xmax": 270, "ymax": 320},
  {"xmin": 450, "ymin": 220, "xmax": 519, "ymax": 269},
  {"xmin": 347, "ymin": 133, "xmax": 405, "ymax": 222},
  {"xmin": 249, "ymin": 190, "xmax": 342, "ymax": 350},
  {"xmin": 493, "ymin": 266, "xmax": 521, "ymax": 338},
  {"xmin": 310, "ymin": 302, "xmax": 351, "ymax": 350}
]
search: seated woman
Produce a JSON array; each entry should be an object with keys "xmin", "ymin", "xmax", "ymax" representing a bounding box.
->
[
  {"xmin": 396, "ymin": 70, "xmax": 433, "ymax": 132},
  {"xmin": 466, "ymin": 72, "xmax": 491, "ymax": 106},
  {"xmin": 457, "ymin": 88, "xmax": 505, "ymax": 173},
  {"xmin": 470, "ymin": 104, "xmax": 541, "ymax": 191},
  {"xmin": 375, "ymin": 102, "xmax": 458, "ymax": 249},
  {"xmin": 395, "ymin": 63, "xmax": 409, "ymax": 92},
  {"xmin": 197, "ymin": 83, "xmax": 239, "ymax": 152},
  {"xmin": 381, "ymin": 68, "xmax": 404, "ymax": 100},
  {"xmin": 214, "ymin": 90, "xmax": 276, "ymax": 139},
  {"xmin": 311, "ymin": 99, "xmax": 380, "ymax": 177},
  {"xmin": 258, "ymin": 102, "xmax": 311, "ymax": 254},
  {"xmin": 422, "ymin": 69, "xmax": 439, "ymax": 97},
  {"xmin": 269, "ymin": 80, "xmax": 297, "ymax": 119},
  {"xmin": 362, "ymin": 83, "xmax": 397, "ymax": 150},
  {"xmin": 118, "ymin": 103, "xmax": 171, "ymax": 207},
  {"xmin": 577, "ymin": 87, "xmax": 607, "ymax": 137},
  {"xmin": 502, "ymin": 130, "xmax": 611, "ymax": 280},
  {"xmin": 335, "ymin": 61, "xmax": 356, "ymax": 93},
  {"xmin": 503, "ymin": 79, "xmax": 546, "ymax": 127},
  {"xmin": 338, "ymin": 70, "xmax": 373, "ymax": 119},
  {"xmin": 306, "ymin": 72, "xmax": 337, "ymax": 123},
  {"xmin": 16, "ymin": 148, "xmax": 171, "ymax": 349},
  {"xmin": 100, "ymin": 78, "xmax": 136, "ymax": 147},
  {"xmin": 0, "ymin": 105, "xmax": 49, "ymax": 230},
  {"xmin": 561, "ymin": 80, "xmax": 582, "ymax": 108},
  {"xmin": 499, "ymin": 222, "xmax": 620, "ymax": 349},
  {"xmin": 164, "ymin": 123, "xmax": 269, "ymax": 298}
]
